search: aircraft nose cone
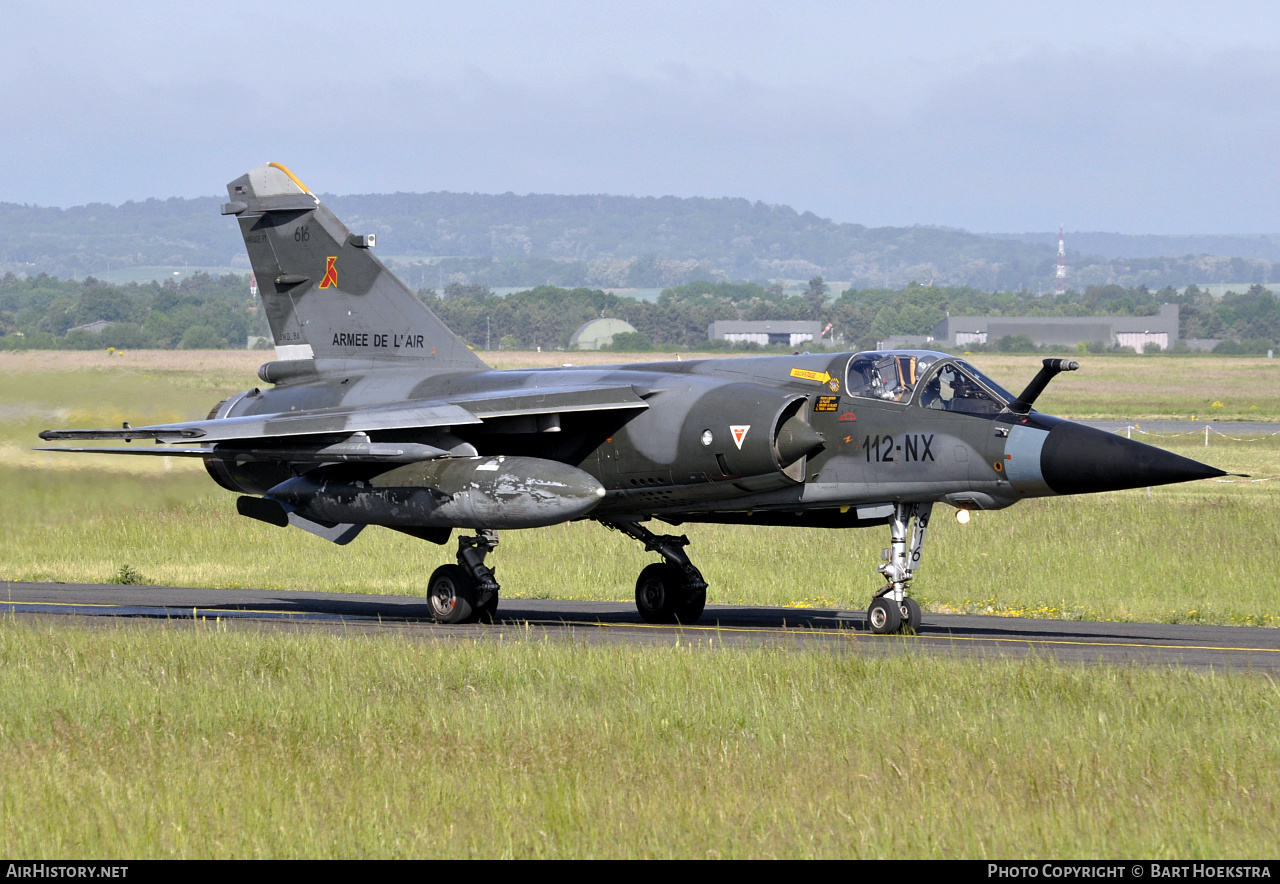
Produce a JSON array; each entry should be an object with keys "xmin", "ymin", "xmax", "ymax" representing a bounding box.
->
[
  {"xmin": 1039, "ymin": 421, "xmax": 1225, "ymax": 495},
  {"xmin": 775, "ymin": 413, "xmax": 825, "ymax": 467}
]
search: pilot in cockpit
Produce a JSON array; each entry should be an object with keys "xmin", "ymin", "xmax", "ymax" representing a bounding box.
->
[
  {"xmin": 847, "ymin": 353, "xmax": 925, "ymax": 402},
  {"xmin": 919, "ymin": 363, "xmax": 1004, "ymax": 415},
  {"xmin": 920, "ymin": 366, "xmax": 959, "ymax": 410}
]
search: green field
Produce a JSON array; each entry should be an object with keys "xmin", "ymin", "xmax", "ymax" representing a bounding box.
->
[
  {"xmin": 973, "ymin": 354, "xmax": 1280, "ymax": 422},
  {"xmin": 2, "ymin": 350, "xmax": 1279, "ymax": 858},
  {"xmin": 1, "ymin": 622, "xmax": 1278, "ymax": 859}
]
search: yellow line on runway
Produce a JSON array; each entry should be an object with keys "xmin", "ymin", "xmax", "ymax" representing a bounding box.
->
[
  {"xmin": 2, "ymin": 600, "xmax": 323, "ymax": 617},
  {"xmin": 594, "ymin": 619, "xmax": 1280, "ymax": 655},
  {"xmin": 915, "ymin": 633, "xmax": 1280, "ymax": 655},
  {"xmin": 5, "ymin": 600, "xmax": 135, "ymax": 610},
  {"xmin": 594, "ymin": 621, "xmax": 842, "ymax": 639},
  {"xmin": 7, "ymin": 601, "xmax": 1277, "ymax": 655}
]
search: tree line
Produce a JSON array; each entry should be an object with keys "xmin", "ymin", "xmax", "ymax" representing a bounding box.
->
[
  {"xmin": 432, "ymin": 279, "xmax": 1280, "ymax": 352},
  {"xmin": 1, "ymin": 271, "xmax": 1276, "ymax": 353},
  {"xmin": 0, "ymin": 272, "xmax": 268, "ymax": 351}
]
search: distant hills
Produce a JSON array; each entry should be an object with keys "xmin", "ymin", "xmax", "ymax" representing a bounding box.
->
[
  {"xmin": 1, "ymin": 191, "xmax": 1276, "ymax": 291},
  {"xmin": 988, "ymin": 231, "xmax": 1280, "ymax": 263}
]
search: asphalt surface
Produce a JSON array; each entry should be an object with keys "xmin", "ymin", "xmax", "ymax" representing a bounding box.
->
[{"xmin": 3, "ymin": 581, "xmax": 1277, "ymax": 671}]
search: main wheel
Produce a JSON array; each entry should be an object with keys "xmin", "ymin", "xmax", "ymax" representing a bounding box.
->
[
  {"xmin": 899, "ymin": 597, "xmax": 922, "ymax": 635},
  {"xmin": 674, "ymin": 587, "xmax": 706, "ymax": 625},
  {"xmin": 867, "ymin": 597, "xmax": 902, "ymax": 635},
  {"xmin": 427, "ymin": 564, "xmax": 479, "ymax": 624},
  {"xmin": 476, "ymin": 591, "xmax": 499, "ymax": 624},
  {"xmin": 635, "ymin": 562, "xmax": 682, "ymax": 623}
]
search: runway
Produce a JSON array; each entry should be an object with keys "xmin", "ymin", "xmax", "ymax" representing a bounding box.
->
[{"xmin": 4, "ymin": 581, "xmax": 1278, "ymax": 671}]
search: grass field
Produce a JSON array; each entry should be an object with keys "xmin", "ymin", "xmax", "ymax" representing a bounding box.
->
[
  {"xmin": 971, "ymin": 354, "xmax": 1280, "ymax": 422},
  {"xmin": 1, "ymin": 350, "xmax": 1277, "ymax": 625},
  {"xmin": 5, "ymin": 348, "xmax": 1279, "ymax": 419},
  {"xmin": 3, "ymin": 350, "xmax": 1279, "ymax": 859},
  {"xmin": 1, "ymin": 621, "xmax": 1278, "ymax": 859}
]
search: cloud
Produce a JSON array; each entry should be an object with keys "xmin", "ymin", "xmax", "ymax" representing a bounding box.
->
[
  {"xmin": 890, "ymin": 46, "xmax": 1280, "ymax": 231},
  {"xmin": 2, "ymin": 19, "xmax": 1280, "ymax": 235}
]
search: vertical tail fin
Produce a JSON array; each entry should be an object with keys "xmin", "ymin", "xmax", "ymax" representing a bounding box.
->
[{"xmin": 223, "ymin": 163, "xmax": 487, "ymax": 370}]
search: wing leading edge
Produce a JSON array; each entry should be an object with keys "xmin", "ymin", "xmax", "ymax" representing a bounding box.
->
[{"xmin": 39, "ymin": 384, "xmax": 648, "ymax": 446}]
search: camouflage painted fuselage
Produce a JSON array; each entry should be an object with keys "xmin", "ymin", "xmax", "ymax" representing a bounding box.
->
[
  {"xmin": 201, "ymin": 346, "xmax": 1196, "ymax": 534},
  {"xmin": 44, "ymin": 163, "xmax": 1225, "ymax": 538}
]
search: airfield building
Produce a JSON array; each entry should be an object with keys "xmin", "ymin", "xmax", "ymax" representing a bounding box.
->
[
  {"xmin": 568, "ymin": 318, "xmax": 640, "ymax": 350},
  {"xmin": 708, "ymin": 320, "xmax": 825, "ymax": 348},
  {"xmin": 928, "ymin": 303, "xmax": 1182, "ymax": 351},
  {"xmin": 67, "ymin": 320, "xmax": 116, "ymax": 335}
]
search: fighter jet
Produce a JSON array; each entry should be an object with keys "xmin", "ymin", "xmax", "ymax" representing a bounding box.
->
[{"xmin": 39, "ymin": 163, "xmax": 1229, "ymax": 633}]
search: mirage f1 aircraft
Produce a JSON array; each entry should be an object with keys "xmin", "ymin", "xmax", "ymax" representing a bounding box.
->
[{"xmin": 41, "ymin": 163, "xmax": 1229, "ymax": 633}]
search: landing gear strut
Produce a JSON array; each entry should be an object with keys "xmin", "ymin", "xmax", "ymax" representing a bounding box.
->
[
  {"xmin": 427, "ymin": 529, "xmax": 500, "ymax": 624},
  {"xmin": 869, "ymin": 503, "xmax": 931, "ymax": 635},
  {"xmin": 602, "ymin": 519, "xmax": 708, "ymax": 624}
]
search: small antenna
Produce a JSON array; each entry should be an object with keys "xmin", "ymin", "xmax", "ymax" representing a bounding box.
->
[{"xmin": 1055, "ymin": 225, "xmax": 1067, "ymax": 295}]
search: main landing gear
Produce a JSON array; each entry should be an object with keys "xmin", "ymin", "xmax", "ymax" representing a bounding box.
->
[
  {"xmin": 427, "ymin": 529, "xmax": 501, "ymax": 624},
  {"xmin": 868, "ymin": 503, "xmax": 932, "ymax": 636},
  {"xmin": 602, "ymin": 519, "xmax": 708, "ymax": 624}
]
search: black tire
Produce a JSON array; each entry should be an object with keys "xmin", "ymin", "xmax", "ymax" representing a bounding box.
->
[
  {"xmin": 899, "ymin": 597, "xmax": 922, "ymax": 635},
  {"xmin": 867, "ymin": 597, "xmax": 902, "ymax": 635},
  {"xmin": 427, "ymin": 564, "xmax": 479, "ymax": 624},
  {"xmin": 476, "ymin": 591, "xmax": 499, "ymax": 624},
  {"xmin": 635, "ymin": 562, "xmax": 682, "ymax": 623},
  {"xmin": 674, "ymin": 587, "xmax": 706, "ymax": 625}
]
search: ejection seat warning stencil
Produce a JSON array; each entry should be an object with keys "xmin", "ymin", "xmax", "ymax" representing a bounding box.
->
[
  {"xmin": 730, "ymin": 425, "xmax": 750, "ymax": 449},
  {"xmin": 815, "ymin": 396, "xmax": 840, "ymax": 412},
  {"xmin": 789, "ymin": 368, "xmax": 832, "ymax": 385}
]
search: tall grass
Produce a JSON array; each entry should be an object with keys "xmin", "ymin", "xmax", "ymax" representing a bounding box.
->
[
  {"xmin": 0, "ymin": 621, "xmax": 1277, "ymax": 858},
  {"xmin": 4, "ymin": 353, "xmax": 1279, "ymax": 860},
  {"xmin": 969, "ymin": 354, "xmax": 1280, "ymax": 421}
]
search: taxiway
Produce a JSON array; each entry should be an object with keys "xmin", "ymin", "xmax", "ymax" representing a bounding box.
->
[{"xmin": 3, "ymin": 582, "xmax": 1276, "ymax": 671}]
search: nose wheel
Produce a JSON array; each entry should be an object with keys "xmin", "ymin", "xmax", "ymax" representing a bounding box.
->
[
  {"xmin": 898, "ymin": 596, "xmax": 922, "ymax": 635},
  {"xmin": 867, "ymin": 503, "xmax": 931, "ymax": 635},
  {"xmin": 866, "ymin": 597, "xmax": 901, "ymax": 634}
]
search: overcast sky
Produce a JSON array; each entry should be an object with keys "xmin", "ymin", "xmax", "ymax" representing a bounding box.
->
[{"xmin": 3, "ymin": 1, "xmax": 1279, "ymax": 234}]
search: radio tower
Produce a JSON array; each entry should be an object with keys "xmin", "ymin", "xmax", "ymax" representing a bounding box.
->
[{"xmin": 1054, "ymin": 225, "xmax": 1067, "ymax": 295}]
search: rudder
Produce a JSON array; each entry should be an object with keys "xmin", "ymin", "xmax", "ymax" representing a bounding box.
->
[{"xmin": 223, "ymin": 162, "xmax": 487, "ymax": 369}]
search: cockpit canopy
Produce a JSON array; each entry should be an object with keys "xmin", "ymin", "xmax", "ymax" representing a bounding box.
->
[{"xmin": 843, "ymin": 350, "xmax": 1016, "ymax": 416}]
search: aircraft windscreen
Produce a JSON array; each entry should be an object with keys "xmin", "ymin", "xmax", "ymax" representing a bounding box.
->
[
  {"xmin": 954, "ymin": 361, "xmax": 1017, "ymax": 403},
  {"xmin": 918, "ymin": 361, "xmax": 1013, "ymax": 416},
  {"xmin": 844, "ymin": 352, "xmax": 942, "ymax": 402}
]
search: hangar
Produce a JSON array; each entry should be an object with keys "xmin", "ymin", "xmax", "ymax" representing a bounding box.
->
[
  {"xmin": 708, "ymin": 320, "xmax": 825, "ymax": 348},
  {"xmin": 569, "ymin": 318, "xmax": 640, "ymax": 350},
  {"xmin": 927, "ymin": 303, "xmax": 1182, "ymax": 351}
]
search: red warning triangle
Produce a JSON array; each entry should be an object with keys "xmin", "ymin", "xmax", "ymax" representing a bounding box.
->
[{"xmin": 730, "ymin": 425, "xmax": 750, "ymax": 449}]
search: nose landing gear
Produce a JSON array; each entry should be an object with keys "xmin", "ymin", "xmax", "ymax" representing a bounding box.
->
[{"xmin": 868, "ymin": 503, "xmax": 931, "ymax": 635}]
